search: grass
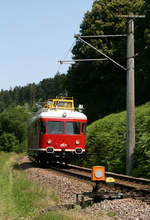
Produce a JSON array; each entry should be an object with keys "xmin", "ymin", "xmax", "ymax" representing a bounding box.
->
[
  {"xmin": 107, "ymin": 211, "xmax": 116, "ymax": 217},
  {"xmin": 0, "ymin": 152, "xmax": 46, "ymax": 219},
  {"xmin": 38, "ymin": 212, "xmax": 71, "ymax": 220},
  {"xmin": 0, "ymin": 152, "xmax": 92, "ymax": 220}
]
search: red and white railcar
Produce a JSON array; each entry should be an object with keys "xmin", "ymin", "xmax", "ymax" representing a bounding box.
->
[{"xmin": 28, "ymin": 97, "xmax": 87, "ymax": 164}]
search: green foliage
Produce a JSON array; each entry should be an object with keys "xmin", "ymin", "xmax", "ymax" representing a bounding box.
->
[
  {"xmin": 12, "ymin": 171, "xmax": 45, "ymax": 217},
  {"xmin": 0, "ymin": 153, "xmax": 47, "ymax": 219},
  {"xmin": 132, "ymin": 102, "xmax": 150, "ymax": 178},
  {"xmin": 38, "ymin": 212, "xmax": 71, "ymax": 220},
  {"xmin": 84, "ymin": 111, "xmax": 126, "ymax": 173},
  {"xmin": 0, "ymin": 153, "xmax": 87, "ymax": 220},
  {"xmin": 82, "ymin": 101, "xmax": 150, "ymax": 178},
  {"xmin": 0, "ymin": 106, "xmax": 31, "ymax": 153},
  {"xmin": 65, "ymin": 0, "xmax": 150, "ymax": 123},
  {"xmin": 0, "ymin": 133, "xmax": 19, "ymax": 152},
  {"xmin": 0, "ymin": 73, "xmax": 66, "ymax": 111},
  {"xmin": 107, "ymin": 212, "xmax": 116, "ymax": 217}
]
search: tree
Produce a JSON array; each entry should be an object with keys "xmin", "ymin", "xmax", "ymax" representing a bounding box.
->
[
  {"xmin": 134, "ymin": 0, "xmax": 150, "ymax": 106},
  {"xmin": 39, "ymin": 73, "xmax": 66, "ymax": 100},
  {"xmin": 0, "ymin": 73, "xmax": 67, "ymax": 111},
  {"xmin": 0, "ymin": 106, "xmax": 31, "ymax": 152},
  {"xmin": 65, "ymin": 0, "xmax": 144, "ymax": 123}
]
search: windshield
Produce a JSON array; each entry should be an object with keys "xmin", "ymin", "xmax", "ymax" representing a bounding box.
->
[
  {"xmin": 65, "ymin": 122, "xmax": 80, "ymax": 135},
  {"xmin": 48, "ymin": 121, "xmax": 64, "ymax": 134}
]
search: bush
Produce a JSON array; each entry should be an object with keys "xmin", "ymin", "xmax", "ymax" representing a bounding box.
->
[
  {"xmin": 81, "ymin": 101, "xmax": 150, "ymax": 178},
  {"xmin": 0, "ymin": 106, "xmax": 31, "ymax": 153},
  {"xmin": 0, "ymin": 133, "xmax": 19, "ymax": 152},
  {"xmin": 84, "ymin": 111, "xmax": 126, "ymax": 174}
]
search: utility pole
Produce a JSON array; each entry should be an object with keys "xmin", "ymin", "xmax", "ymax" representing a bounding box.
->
[
  {"xmin": 126, "ymin": 17, "xmax": 135, "ymax": 175},
  {"xmin": 120, "ymin": 14, "xmax": 145, "ymax": 175},
  {"xmin": 60, "ymin": 14, "xmax": 145, "ymax": 175}
]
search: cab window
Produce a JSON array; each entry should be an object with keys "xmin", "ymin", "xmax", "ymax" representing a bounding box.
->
[
  {"xmin": 48, "ymin": 121, "xmax": 64, "ymax": 134},
  {"xmin": 65, "ymin": 122, "xmax": 80, "ymax": 135}
]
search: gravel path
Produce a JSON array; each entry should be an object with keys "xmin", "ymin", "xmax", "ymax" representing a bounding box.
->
[{"xmin": 19, "ymin": 156, "xmax": 150, "ymax": 219}]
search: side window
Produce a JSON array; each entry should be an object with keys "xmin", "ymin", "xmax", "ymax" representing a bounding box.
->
[
  {"xmin": 40, "ymin": 121, "xmax": 46, "ymax": 134},
  {"xmin": 82, "ymin": 123, "xmax": 86, "ymax": 134}
]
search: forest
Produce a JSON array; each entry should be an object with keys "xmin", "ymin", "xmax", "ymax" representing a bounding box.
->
[{"xmin": 0, "ymin": 0, "xmax": 150, "ymax": 178}]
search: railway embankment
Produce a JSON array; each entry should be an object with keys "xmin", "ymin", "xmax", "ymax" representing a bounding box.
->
[{"xmin": 19, "ymin": 156, "xmax": 150, "ymax": 219}]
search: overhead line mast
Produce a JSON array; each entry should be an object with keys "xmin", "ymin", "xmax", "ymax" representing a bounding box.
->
[
  {"xmin": 118, "ymin": 14, "xmax": 145, "ymax": 175},
  {"xmin": 59, "ymin": 13, "xmax": 145, "ymax": 175}
]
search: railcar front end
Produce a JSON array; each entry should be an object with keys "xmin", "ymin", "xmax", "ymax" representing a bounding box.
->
[{"xmin": 28, "ymin": 97, "xmax": 87, "ymax": 164}]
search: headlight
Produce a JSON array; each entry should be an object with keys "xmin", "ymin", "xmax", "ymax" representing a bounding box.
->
[
  {"xmin": 63, "ymin": 112, "xmax": 67, "ymax": 117},
  {"xmin": 75, "ymin": 140, "xmax": 80, "ymax": 145},
  {"xmin": 47, "ymin": 139, "xmax": 52, "ymax": 144}
]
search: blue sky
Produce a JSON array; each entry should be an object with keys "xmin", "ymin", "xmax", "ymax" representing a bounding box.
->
[{"xmin": 0, "ymin": 1, "xmax": 93, "ymax": 90}]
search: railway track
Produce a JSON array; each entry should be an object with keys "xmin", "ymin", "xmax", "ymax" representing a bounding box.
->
[
  {"xmin": 19, "ymin": 156, "xmax": 150, "ymax": 219},
  {"xmin": 28, "ymin": 156, "xmax": 150, "ymax": 204},
  {"xmin": 46, "ymin": 162, "xmax": 150, "ymax": 204},
  {"xmin": 49, "ymin": 163, "xmax": 150, "ymax": 189}
]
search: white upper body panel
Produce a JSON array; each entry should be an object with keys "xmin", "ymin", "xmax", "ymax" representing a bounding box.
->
[{"xmin": 32, "ymin": 108, "xmax": 87, "ymax": 122}]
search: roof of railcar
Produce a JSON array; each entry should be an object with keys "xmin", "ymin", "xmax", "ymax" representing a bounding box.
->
[
  {"xmin": 31, "ymin": 109, "xmax": 87, "ymax": 123},
  {"xmin": 31, "ymin": 97, "xmax": 87, "ymax": 123}
]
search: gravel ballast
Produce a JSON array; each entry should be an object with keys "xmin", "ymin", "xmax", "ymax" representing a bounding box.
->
[{"xmin": 19, "ymin": 156, "xmax": 150, "ymax": 219}]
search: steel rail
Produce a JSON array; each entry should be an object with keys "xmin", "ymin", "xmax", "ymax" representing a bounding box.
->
[
  {"xmin": 50, "ymin": 163, "xmax": 150, "ymax": 204},
  {"xmin": 67, "ymin": 164, "xmax": 150, "ymax": 185},
  {"xmin": 28, "ymin": 158, "xmax": 150, "ymax": 204},
  {"xmin": 45, "ymin": 163, "xmax": 150, "ymax": 192}
]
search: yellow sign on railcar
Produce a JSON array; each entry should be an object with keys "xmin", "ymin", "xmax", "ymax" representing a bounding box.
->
[{"xmin": 47, "ymin": 97, "xmax": 74, "ymax": 111}]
